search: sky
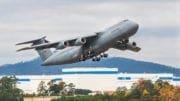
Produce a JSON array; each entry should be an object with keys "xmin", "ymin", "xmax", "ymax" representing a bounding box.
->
[{"xmin": 0, "ymin": 0, "xmax": 179, "ymax": 68}]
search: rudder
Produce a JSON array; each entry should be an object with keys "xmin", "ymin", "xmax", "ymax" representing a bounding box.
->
[
  {"xmin": 16, "ymin": 36, "xmax": 53, "ymax": 61},
  {"xmin": 33, "ymin": 38, "xmax": 53, "ymax": 61}
]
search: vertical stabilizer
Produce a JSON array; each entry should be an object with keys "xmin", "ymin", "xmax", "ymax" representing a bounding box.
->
[{"xmin": 16, "ymin": 36, "xmax": 53, "ymax": 61}]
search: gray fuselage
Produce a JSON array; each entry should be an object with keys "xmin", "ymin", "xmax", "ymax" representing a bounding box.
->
[{"xmin": 42, "ymin": 20, "xmax": 139, "ymax": 65}]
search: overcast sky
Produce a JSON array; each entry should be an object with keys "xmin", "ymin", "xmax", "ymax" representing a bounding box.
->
[{"xmin": 0, "ymin": 0, "xmax": 179, "ymax": 68}]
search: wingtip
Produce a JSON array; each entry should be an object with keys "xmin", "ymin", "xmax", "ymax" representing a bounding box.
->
[
  {"xmin": 15, "ymin": 36, "xmax": 47, "ymax": 46},
  {"xmin": 15, "ymin": 43, "xmax": 22, "ymax": 46},
  {"xmin": 16, "ymin": 49, "xmax": 23, "ymax": 52}
]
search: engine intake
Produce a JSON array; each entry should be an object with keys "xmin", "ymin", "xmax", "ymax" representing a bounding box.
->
[
  {"xmin": 132, "ymin": 42, "xmax": 136, "ymax": 46},
  {"xmin": 56, "ymin": 41, "xmax": 69, "ymax": 49},
  {"xmin": 74, "ymin": 38, "xmax": 86, "ymax": 46}
]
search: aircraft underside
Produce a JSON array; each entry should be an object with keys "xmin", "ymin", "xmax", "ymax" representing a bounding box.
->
[{"xmin": 16, "ymin": 19, "xmax": 141, "ymax": 66}]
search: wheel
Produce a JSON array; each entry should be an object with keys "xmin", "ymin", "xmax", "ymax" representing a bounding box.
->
[
  {"xmin": 82, "ymin": 58, "xmax": 86, "ymax": 61},
  {"xmin": 100, "ymin": 54, "xmax": 104, "ymax": 57},
  {"xmin": 97, "ymin": 57, "xmax": 100, "ymax": 61},
  {"xmin": 103, "ymin": 54, "xmax": 108, "ymax": 57},
  {"xmin": 92, "ymin": 58, "xmax": 96, "ymax": 61},
  {"xmin": 122, "ymin": 39, "xmax": 128, "ymax": 43}
]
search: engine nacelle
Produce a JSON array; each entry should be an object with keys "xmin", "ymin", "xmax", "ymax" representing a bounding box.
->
[
  {"xmin": 126, "ymin": 42, "xmax": 136, "ymax": 49},
  {"xmin": 132, "ymin": 42, "xmax": 136, "ymax": 46},
  {"xmin": 126, "ymin": 42, "xmax": 140, "ymax": 52},
  {"xmin": 56, "ymin": 41, "xmax": 69, "ymax": 49},
  {"xmin": 74, "ymin": 38, "xmax": 86, "ymax": 46}
]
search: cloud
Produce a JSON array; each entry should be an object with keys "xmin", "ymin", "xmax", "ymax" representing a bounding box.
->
[
  {"xmin": 0, "ymin": 27, "xmax": 179, "ymax": 68},
  {"xmin": 109, "ymin": 36, "xmax": 180, "ymax": 68},
  {"xmin": 0, "ymin": 0, "xmax": 179, "ymax": 68},
  {"xmin": 0, "ymin": 0, "xmax": 179, "ymax": 28}
]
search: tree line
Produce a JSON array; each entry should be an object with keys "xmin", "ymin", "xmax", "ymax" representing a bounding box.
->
[
  {"xmin": 0, "ymin": 76, "xmax": 179, "ymax": 101},
  {"xmin": 52, "ymin": 79, "xmax": 180, "ymax": 101},
  {"xmin": 36, "ymin": 79, "xmax": 91, "ymax": 96}
]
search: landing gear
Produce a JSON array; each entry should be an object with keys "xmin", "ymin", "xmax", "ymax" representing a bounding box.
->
[
  {"xmin": 92, "ymin": 53, "xmax": 108, "ymax": 61},
  {"xmin": 100, "ymin": 53, "xmax": 108, "ymax": 58},
  {"xmin": 92, "ymin": 56, "xmax": 101, "ymax": 61},
  {"xmin": 103, "ymin": 53, "xmax": 108, "ymax": 57},
  {"xmin": 96, "ymin": 56, "xmax": 101, "ymax": 61},
  {"xmin": 122, "ymin": 39, "xmax": 129, "ymax": 43},
  {"xmin": 79, "ymin": 54, "xmax": 86, "ymax": 61},
  {"xmin": 79, "ymin": 50, "xmax": 93, "ymax": 61},
  {"xmin": 79, "ymin": 51, "xmax": 108, "ymax": 62},
  {"xmin": 92, "ymin": 57, "xmax": 96, "ymax": 61}
]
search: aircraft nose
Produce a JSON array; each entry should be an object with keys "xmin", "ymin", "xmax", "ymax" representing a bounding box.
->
[
  {"xmin": 133, "ymin": 22, "xmax": 139, "ymax": 31},
  {"xmin": 130, "ymin": 20, "xmax": 138, "ymax": 30},
  {"xmin": 130, "ymin": 21, "xmax": 139, "ymax": 33}
]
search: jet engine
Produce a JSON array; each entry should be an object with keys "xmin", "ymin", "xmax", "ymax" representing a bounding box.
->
[
  {"xmin": 127, "ymin": 42, "xmax": 136, "ymax": 48},
  {"xmin": 56, "ymin": 41, "xmax": 69, "ymax": 49},
  {"xmin": 74, "ymin": 38, "xmax": 86, "ymax": 46},
  {"xmin": 132, "ymin": 42, "xmax": 136, "ymax": 46},
  {"xmin": 125, "ymin": 41, "xmax": 140, "ymax": 52}
]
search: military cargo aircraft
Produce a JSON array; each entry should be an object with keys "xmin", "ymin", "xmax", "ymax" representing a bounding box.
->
[{"xmin": 16, "ymin": 19, "xmax": 141, "ymax": 66}]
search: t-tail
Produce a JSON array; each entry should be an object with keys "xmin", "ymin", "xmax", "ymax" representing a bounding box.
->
[{"xmin": 16, "ymin": 36, "xmax": 53, "ymax": 61}]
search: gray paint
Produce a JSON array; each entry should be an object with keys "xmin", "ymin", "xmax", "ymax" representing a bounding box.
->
[{"xmin": 16, "ymin": 19, "xmax": 140, "ymax": 66}]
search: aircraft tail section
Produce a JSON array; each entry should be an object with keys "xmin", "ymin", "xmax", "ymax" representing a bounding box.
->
[
  {"xmin": 16, "ymin": 36, "xmax": 53, "ymax": 61},
  {"xmin": 36, "ymin": 48, "xmax": 52, "ymax": 61}
]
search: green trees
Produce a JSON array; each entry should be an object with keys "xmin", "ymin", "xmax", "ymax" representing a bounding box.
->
[
  {"xmin": 130, "ymin": 79, "xmax": 155, "ymax": 100},
  {"xmin": 75, "ymin": 89, "xmax": 92, "ymax": 95},
  {"xmin": 52, "ymin": 79, "xmax": 180, "ymax": 101},
  {"xmin": 37, "ymin": 79, "xmax": 91, "ymax": 97},
  {"xmin": 37, "ymin": 81, "xmax": 48, "ymax": 96},
  {"xmin": 128, "ymin": 85, "xmax": 141, "ymax": 99},
  {"xmin": 48, "ymin": 80, "xmax": 66, "ymax": 96},
  {"xmin": 65, "ymin": 83, "xmax": 75, "ymax": 96},
  {"xmin": 115, "ymin": 86, "xmax": 128, "ymax": 101},
  {"xmin": 0, "ymin": 76, "xmax": 23, "ymax": 101}
]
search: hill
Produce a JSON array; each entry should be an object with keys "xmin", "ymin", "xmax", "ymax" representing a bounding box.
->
[{"xmin": 0, "ymin": 57, "xmax": 179, "ymax": 75}]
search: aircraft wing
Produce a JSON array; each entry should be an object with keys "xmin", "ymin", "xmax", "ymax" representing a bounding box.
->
[
  {"xmin": 16, "ymin": 34, "xmax": 98, "ymax": 51},
  {"xmin": 16, "ymin": 42, "xmax": 59, "ymax": 51},
  {"xmin": 66, "ymin": 34, "xmax": 98, "ymax": 46},
  {"xmin": 16, "ymin": 36, "xmax": 49, "ymax": 45},
  {"xmin": 112, "ymin": 41, "xmax": 141, "ymax": 52}
]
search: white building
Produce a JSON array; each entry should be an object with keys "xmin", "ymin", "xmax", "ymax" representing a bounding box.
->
[{"xmin": 0, "ymin": 67, "xmax": 179, "ymax": 94}]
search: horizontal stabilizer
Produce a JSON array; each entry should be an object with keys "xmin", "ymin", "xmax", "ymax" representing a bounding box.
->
[
  {"xmin": 16, "ymin": 36, "xmax": 53, "ymax": 61},
  {"xmin": 16, "ymin": 36, "xmax": 48, "ymax": 45},
  {"xmin": 16, "ymin": 42, "xmax": 58, "ymax": 52}
]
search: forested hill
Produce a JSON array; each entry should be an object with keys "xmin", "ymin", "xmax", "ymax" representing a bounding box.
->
[{"xmin": 0, "ymin": 57, "xmax": 179, "ymax": 75}]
